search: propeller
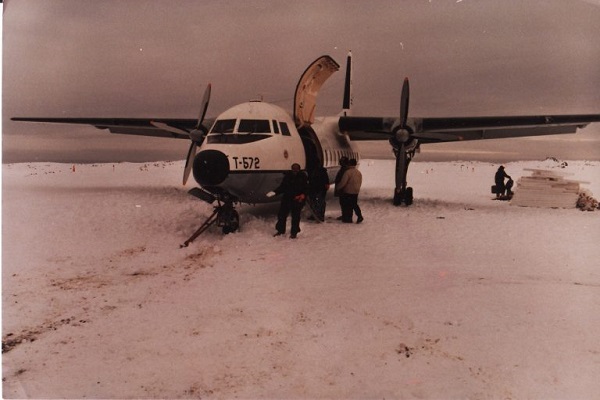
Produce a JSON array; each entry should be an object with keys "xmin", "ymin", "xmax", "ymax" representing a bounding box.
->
[
  {"xmin": 400, "ymin": 77, "xmax": 410, "ymax": 129},
  {"xmin": 183, "ymin": 83, "xmax": 212, "ymax": 185},
  {"xmin": 394, "ymin": 78, "xmax": 411, "ymax": 193}
]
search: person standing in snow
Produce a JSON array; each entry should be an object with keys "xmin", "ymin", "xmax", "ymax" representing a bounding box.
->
[
  {"xmin": 494, "ymin": 165, "xmax": 512, "ymax": 198},
  {"xmin": 333, "ymin": 156, "xmax": 349, "ymax": 219},
  {"xmin": 308, "ymin": 165, "xmax": 330, "ymax": 221},
  {"xmin": 268, "ymin": 163, "xmax": 309, "ymax": 239},
  {"xmin": 337, "ymin": 158, "xmax": 363, "ymax": 224}
]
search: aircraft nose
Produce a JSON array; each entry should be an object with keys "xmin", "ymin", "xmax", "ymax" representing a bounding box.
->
[{"xmin": 193, "ymin": 150, "xmax": 230, "ymax": 186}]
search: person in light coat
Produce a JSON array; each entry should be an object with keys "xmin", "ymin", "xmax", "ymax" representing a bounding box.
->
[{"xmin": 336, "ymin": 159, "xmax": 363, "ymax": 224}]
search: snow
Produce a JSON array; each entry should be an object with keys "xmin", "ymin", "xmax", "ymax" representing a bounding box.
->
[{"xmin": 3, "ymin": 158, "xmax": 600, "ymax": 399}]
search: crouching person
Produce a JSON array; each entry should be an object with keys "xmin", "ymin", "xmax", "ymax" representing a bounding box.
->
[{"xmin": 268, "ymin": 163, "xmax": 308, "ymax": 239}]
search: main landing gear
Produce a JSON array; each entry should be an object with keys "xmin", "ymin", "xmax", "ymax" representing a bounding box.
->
[
  {"xmin": 390, "ymin": 136, "xmax": 419, "ymax": 206},
  {"xmin": 390, "ymin": 77, "xmax": 420, "ymax": 207},
  {"xmin": 180, "ymin": 189, "xmax": 240, "ymax": 248}
]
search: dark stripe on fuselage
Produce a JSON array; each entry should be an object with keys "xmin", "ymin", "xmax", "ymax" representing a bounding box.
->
[
  {"xmin": 211, "ymin": 170, "xmax": 285, "ymax": 203},
  {"xmin": 204, "ymin": 166, "xmax": 342, "ymax": 203}
]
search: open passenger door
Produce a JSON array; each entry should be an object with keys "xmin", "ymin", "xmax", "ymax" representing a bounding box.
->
[{"xmin": 293, "ymin": 55, "xmax": 340, "ymax": 128}]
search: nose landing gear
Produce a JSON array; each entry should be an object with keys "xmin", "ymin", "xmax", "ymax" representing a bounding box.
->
[{"xmin": 180, "ymin": 189, "xmax": 240, "ymax": 248}]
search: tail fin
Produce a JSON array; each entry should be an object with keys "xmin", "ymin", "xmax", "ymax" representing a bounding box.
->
[{"xmin": 342, "ymin": 51, "xmax": 353, "ymax": 116}]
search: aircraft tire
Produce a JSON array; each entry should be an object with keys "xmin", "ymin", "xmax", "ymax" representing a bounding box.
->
[
  {"xmin": 221, "ymin": 210, "xmax": 240, "ymax": 234},
  {"xmin": 405, "ymin": 187, "xmax": 414, "ymax": 206}
]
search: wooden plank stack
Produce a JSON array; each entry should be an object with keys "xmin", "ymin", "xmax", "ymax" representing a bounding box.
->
[{"xmin": 510, "ymin": 169, "xmax": 587, "ymax": 209}]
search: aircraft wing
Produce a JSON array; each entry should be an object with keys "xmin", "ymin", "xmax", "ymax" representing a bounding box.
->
[
  {"xmin": 10, "ymin": 117, "xmax": 208, "ymax": 139},
  {"xmin": 338, "ymin": 114, "xmax": 600, "ymax": 143}
]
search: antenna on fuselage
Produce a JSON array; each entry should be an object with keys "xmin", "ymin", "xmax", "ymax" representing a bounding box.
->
[{"xmin": 342, "ymin": 50, "xmax": 353, "ymax": 116}]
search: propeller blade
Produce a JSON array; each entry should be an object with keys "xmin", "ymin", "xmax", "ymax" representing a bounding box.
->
[
  {"xmin": 196, "ymin": 83, "xmax": 212, "ymax": 130},
  {"xmin": 183, "ymin": 83, "xmax": 212, "ymax": 185},
  {"xmin": 183, "ymin": 142, "xmax": 197, "ymax": 185},
  {"xmin": 400, "ymin": 77, "xmax": 410, "ymax": 128}
]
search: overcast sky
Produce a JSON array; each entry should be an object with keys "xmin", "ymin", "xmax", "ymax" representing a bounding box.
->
[{"xmin": 3, "ymin": 0, "xmax": 600, "ymax": 162}]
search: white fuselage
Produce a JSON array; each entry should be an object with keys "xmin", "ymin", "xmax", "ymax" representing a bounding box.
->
[{"xmin": 193, "ymin": 101, "xmax": 359, "ymax": 203}]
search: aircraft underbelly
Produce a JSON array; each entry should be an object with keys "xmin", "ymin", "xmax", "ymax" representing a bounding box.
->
[{"xmin": 213, "ymin": 171, "xmax": 285, "ymax": 204}]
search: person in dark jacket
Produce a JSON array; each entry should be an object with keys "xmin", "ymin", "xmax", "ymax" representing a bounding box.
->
[
  {"xmin": 494, "ymin": 166, "xmax": 512, "ymax": 198},
  {"xmin": 505, "ymin": 178, "xmax": 514, "ymax": 198},
  {"xmin": 333, "ymin": 156, "xmax": 349, "ymax": 219},
  {"xmin": 268, "ymin": 163, "xmax": 308, "ymax": 239},
  {"xmin": 308, "ymin": 166, "xmax": 330, "ymax": 221}
]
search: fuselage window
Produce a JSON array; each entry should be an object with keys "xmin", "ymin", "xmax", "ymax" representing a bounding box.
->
[
  {"xmin": 280, "ymin": 122, "xmax": 291, "ymax": 136},
  {"xmin": 210, "ymin": 119, "xmax": 236, "ymax": 134},
  {"xmin": 238, "ymin": 119, "xmax": 271, "ymax": 134},
  {"xmin": 272, "ymin": 120, "xmax": 280, "ymax": 134}
]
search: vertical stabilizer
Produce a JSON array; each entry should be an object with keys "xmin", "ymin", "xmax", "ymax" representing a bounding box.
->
[{"xmin": 342, "ymin": 51, "xmax": 353, "ymax": 116}]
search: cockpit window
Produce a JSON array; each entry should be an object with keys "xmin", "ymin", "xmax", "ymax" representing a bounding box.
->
[
  {"xmin": 210, "ymin": 119, "xmax": 236, "ymax": 134},
  {"xmin": 280, "ymin": 122, "xmax": 291, "ymax": 136},
  {"xmin": 238, "ymin": 119, "xmax": 271, "ymax": 134}
]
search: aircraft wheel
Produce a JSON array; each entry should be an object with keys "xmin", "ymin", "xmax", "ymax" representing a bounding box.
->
[
  {"xmin": 221, "ymin": 209, "xmax": 240, "ymax": 234},
  {"xmin": 393, "ymin": 188, "xmax": 414, "ymax": 206},
  {"xmin": 405, "ymin": 187, "xmax": 413, "ymax": 206},
  {"xmin": 393, "ymin": 190, "xmax": 403, "ymax": 206}
]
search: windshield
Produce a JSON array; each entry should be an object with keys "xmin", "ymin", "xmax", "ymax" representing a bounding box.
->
[
  {"xmin": 210, "ymin": 119, "xmax": 236, "ymax": 134},
  {"xmin": 210, "ymin": 119, "xmax": 273, "ymax": 135},
  {"xmin": 237, "ymin": 119, "xmax": 271, "ymax": 134}
]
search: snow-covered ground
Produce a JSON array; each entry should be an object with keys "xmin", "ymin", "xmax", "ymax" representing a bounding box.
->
[{"xmin": 3, "ymin": 158, "xmax": 600, "ymax": 399}]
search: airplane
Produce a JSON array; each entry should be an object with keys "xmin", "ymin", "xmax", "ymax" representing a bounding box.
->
[{"xmin": 13, "ymin": 52, "xmax": 600, "ymax": 238}]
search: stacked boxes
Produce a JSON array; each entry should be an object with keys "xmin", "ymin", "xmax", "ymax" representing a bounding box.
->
[{"xmin": 510, "ymin": 169, "xmax": 587, "ymax": 209}]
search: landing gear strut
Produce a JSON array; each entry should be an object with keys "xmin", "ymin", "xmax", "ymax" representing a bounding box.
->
[
  {"xmin": 391, "ymin": 137, "xmax": 419, "ymax": 206},
  {"xmin": 180, "ymin": 190, "xmax": 240, "ymax": 247},
  {"xmin": 388, "ymin": 77, "xmax": 420, "ymax": 206}
]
